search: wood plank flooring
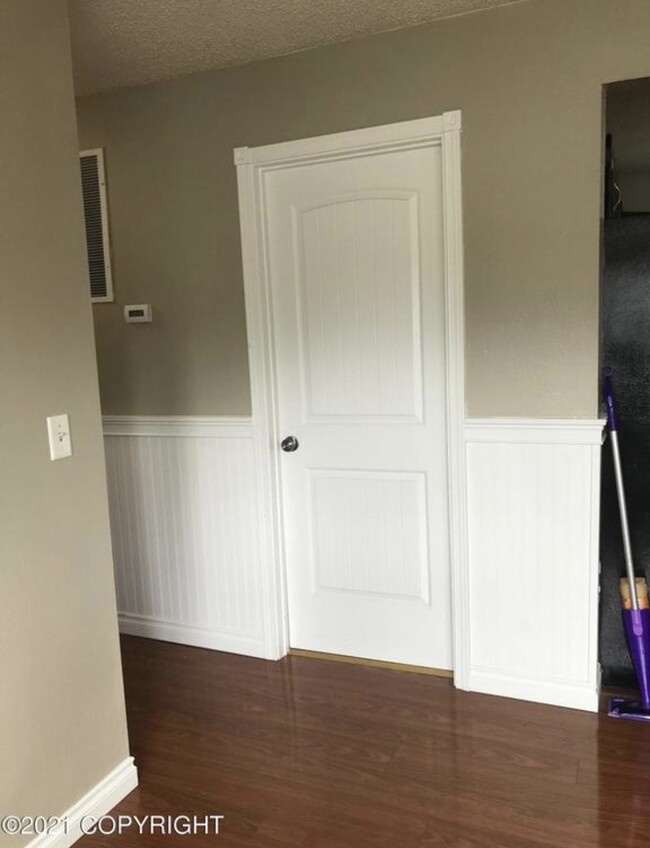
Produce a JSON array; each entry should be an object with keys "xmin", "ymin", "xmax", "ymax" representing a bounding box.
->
[{"xmin": 78, "ymin": 636, "xmax": 650, "ymax": 847}]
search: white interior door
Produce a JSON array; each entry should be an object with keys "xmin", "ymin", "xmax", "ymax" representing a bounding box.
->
[{"xmin": 263, "ymin": 138, "xmax": 452, "ymax": 669}]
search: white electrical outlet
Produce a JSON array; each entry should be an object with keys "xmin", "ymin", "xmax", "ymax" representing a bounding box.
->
[{"xmin": 46, "ymin": 414, "xmax": 72, "ymax": 461}]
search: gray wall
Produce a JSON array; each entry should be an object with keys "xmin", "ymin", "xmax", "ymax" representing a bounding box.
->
[
  {"xmin": 77, "ymin": 0, "xmax": 650, "ymax": 418},
  {"xmin": 0, "ymin": 1, "xmax": 130, "ymax": 839}
]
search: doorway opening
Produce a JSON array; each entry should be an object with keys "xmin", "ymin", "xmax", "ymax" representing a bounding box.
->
[
  {"xmin": 600, "ymin": 77, "xmax": 650, "ymax": 687},
  {"xmin": 236, "ymin": 114, "xmax": 469, "ymax": 681}
]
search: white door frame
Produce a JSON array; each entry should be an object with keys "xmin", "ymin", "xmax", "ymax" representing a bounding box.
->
[{"xmin": 234, "ymin": 111, "xmax": 470, "ymax": 688}]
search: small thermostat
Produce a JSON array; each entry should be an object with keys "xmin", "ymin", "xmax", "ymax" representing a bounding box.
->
[{"xmin": 124, "ymin": 304, "xmax": 152, "ymax": 323}]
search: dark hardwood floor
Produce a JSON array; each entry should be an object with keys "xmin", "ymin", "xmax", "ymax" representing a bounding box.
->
[{"xmin": 79, "ymin": 636, "xmax": 650, "ymax": 847}]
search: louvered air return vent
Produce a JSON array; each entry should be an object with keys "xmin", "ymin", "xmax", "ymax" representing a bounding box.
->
[{"xmin": 79, "ymin": 148, "xmax": 114, "ymax": 302}]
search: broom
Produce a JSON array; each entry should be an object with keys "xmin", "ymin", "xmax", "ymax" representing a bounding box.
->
[{"xmin": 604, "ymin": 368, "xmax": 650, "ymax": 721}]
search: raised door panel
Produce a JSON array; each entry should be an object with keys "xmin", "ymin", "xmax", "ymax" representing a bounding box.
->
[
  {"xmin": 294, "ymin": 192, "xmax": 423, "ymax": 422},
  {"xmin": 309, "ymin": 469, "xmax": 430, "ymax": 603}
]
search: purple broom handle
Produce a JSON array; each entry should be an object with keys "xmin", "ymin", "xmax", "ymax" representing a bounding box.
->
[
  {"xmin": 603, "ymin": 367, "xmax": 639, "ymax": 609},
  {"xmin": 603, "ymin": 369, "xmax": 618, "ymax": 431}
]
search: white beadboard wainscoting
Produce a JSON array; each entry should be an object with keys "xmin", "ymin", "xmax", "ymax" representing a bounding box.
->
[
  {"xmin": 464, "ymin": 418, "xmax": 604, "ymax": 712},
  {"xmin": 103, "ymin": 413, "xmax": 605, "ymax": 713},
  {"xmin": 103, "ymin": 416, "xmax": 269, "ymax": 658}
]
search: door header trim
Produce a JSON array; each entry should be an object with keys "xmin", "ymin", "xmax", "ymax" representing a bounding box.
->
[{"xmin": 234, "ymin": 111, "xmax": 461, "ymax": 167}]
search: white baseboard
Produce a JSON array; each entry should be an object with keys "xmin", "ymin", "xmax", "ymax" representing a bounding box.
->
[
  {"xmin": 468, "ymin": 669, "xmax": 599, "ymax": 713},
  {"xmin": 118, "ymin": 613, "xmax": 269, "ymax": 659},
  {"xmin": 27, "ymin": 758, "xmax": 138, "ymax": 848}
]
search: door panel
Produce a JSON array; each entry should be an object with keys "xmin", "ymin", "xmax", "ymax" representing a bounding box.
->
[
  {"xmin": 295, "ymin": 192, "xmax": 422, "ymax": 420},
  {"xmin": 263, "ymin": 143, "xmax": 452, "ymax": 669},
  {"xmin": 309, "ymin": 469, "xmax": 429, "ymax": 602}
]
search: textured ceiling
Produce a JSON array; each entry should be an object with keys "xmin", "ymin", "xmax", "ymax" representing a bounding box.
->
[{"xmin": 69, "ymin": 0, "xmax": 527, "ymax": 96}]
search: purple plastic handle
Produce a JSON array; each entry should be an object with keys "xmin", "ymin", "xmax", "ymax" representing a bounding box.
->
[
  {"xmin": 603, "ymin": 370, "xmax": 618, "ymax": 432},
  {"xmin": 623, "ymin": 608, "xmax": 650, "ymax": 709}
]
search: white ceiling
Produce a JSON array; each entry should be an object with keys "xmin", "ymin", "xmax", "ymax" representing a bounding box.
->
[{"xmin": 69, "ymin": 0, "xmax": 526, "ymax": 96}]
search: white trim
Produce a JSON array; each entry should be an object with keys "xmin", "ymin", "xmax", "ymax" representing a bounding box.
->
[
  {"xmin": 26, "ymin": 758, "xmax": 137, "ymax": 848},
  {"xmin": 235, "ymin": 112, "xmax": 468, "ymax": 669},
  {"xmin": 233, "ymin": 113, "xmax": 458, "ymax": 167},
  {"xmin": 236, "ymin": 149, "xmax": 290, "ymax": 661},
  {"xmin": 465, "ymin": 418, "xmax": 605, "ymax": 444},
  {"xmin": 467, "ymin": 669, "xmax": 599, "ymax": 713},
  {"xmin": 79, "ymin": 147, "xmax": 114, "ymax": 303},
  {"xmin": 587, "ymin": 439, "xmax": 603, "ymax": 704},
  {"xmin": 441, "ymin": 113, "xmax": 470, "ymax": 689},
  {"xmin": 118, "ymin": 613, "xmax": 268, "ymax": 658},
  {"xmin": 102, "ymin": 415, "xmax": 252, "ymax": 438}
]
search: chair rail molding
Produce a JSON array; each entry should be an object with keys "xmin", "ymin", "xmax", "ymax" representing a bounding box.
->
[
  {"xmin": 102, "ymin": 414, "xmax": 251, "ymax": 438},
  {"xmin": 463, "ymin": 417, "xmax": 605, "ymax": 711}
]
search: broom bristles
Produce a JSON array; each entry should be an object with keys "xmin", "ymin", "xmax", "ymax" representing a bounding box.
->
[{"xmin": 620, "ymin": 577, "xmax": 649, "ymax": 609}]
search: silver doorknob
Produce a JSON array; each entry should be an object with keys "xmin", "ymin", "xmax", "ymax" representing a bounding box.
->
[{"xmin": 281, "ymin": 435, "xmax": 299, "ymax": 452}]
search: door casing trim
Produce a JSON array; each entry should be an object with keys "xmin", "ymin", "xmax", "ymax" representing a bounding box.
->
[{"xmin": 234, "ymin": 112, "xmax": 469, "ymax": 686}]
